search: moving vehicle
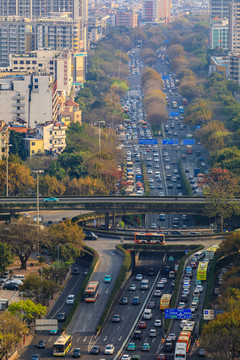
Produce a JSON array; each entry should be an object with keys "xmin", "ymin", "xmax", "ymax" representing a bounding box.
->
[
  {"xmin": 37, "ymin": 340, "xmax": 46, "ymax": 349},
  {"xmin": 44, "ymin": 197, "xmax": 59, "ymax": 202},
  {"xmin": 179, "ymin": 106, "xmax": 184, "ymax": 113},
  {"xmin": 57, "ymin": 312, "xmax": 66, "ymax": 322},
  {"xmin": 53, "ymin": 334, "xmax": 72, "ymax": 356},
  {"xmin": 72, "ymin": 348, "xmax": 81, "ymax": 358},
  {"xmin": 127, "ymin": 342, "xmax": 136, "ymax": 351},
  {"xmin": 134, "ymin": 232, "xmax": 165, "ymax": 244},
  {"xmin": 90, "ymin": 346, "xmax": 100, "ymax": 355},
  {"xmin": 3, "ymin": 283, "xmax": 19, "ymax": 290},
  {"xmin": 112, "ymin": 314, "xmax": 121, "ymax": 323},
  {"xmin": 104, "ymin": 344, "xmax": 114, "ymax": 354},
  {"xmin": 174, "ymin": 342, "xmax": 187, "ymax": 360},
  {"xmin": 84, "ymin": 281, "xmax": 99, "ymax": 302},
  {"xmin": 83, "ymin": 231, "xmax": 98, "ymax": 240},
  {"xmin": 172, "ymin": 100, "xmax": 178, "ymax": 108},
  {"xmin": 66, "ymin": 295, "xmax": 75, "ymax": 305},
  {"xmin": 197, "ymin": 262, "xmax": 208, "ymax": 281},
  {"xmin": 143, "ymin": 309, "xmax": 152, "ymax": 319},
  {"xmin": 104, "ymin": 274, "xmax": 112, "ymax": 283},
  {"xmin": 160, "ymin": 294, "xmax": 172, "ymax": 310},
  {"xmin": 32, "ymin": 355, "xmax": 41, "ymax": 360}
]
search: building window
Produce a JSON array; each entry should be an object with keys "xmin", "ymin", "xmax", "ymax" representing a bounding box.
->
[
  {"xmin": 20, "ymin": 61, "xmax": 24, "ymax": 64},
  {"xmin": 50, "ymin": 140, "xmax": 52, "ymax": 144},
  {"xmin": 32, "ymin": 150, "xmax": 35, "ymax": 154},
  {"xmin": 17, "ymin": 114, "xmax": 20, "ymax": 117},
  {"xmin": 32, "ymin": 142, "xmax": 35, "ymax": 146},
  {"xmin": 26, "ymin": 61, "xmax": 30, "ymax": 64},
  {"xmin": 13, "ymin": 61, "xmax": 18, "ymax": 64},
  {"xmin": 50, "ymin": 131, "xmax": 52, "ymax": 135},
  {"xmin": 17, "ymin": 100, "xmax": 20, "ymax": 103},
  {"xmin": 17, "ymin": 107, "xmax": 20, "ymax": 110},
  {"xmin": 34, "ymin": 78, "xmax": 38, "ymax": 82}
]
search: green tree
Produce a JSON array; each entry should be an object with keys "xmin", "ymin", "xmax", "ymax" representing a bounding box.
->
[
  {"xmin": 0, "ymin": 242, "xmax": 12, "ymax": 275},
  {"xmin": 0, "ymin": 219, "xmax": 45, "ymax": 270},
  {"xmin": 201, "ymin": 310, "xmax": 240, "ymax": 360},
  {"xmin": 0, "ymin": 312, "xmax": 27, "ymax": 360},
  {"xmin": 20, "ymin": 273, "xmax": 58, "ymax": 306},
  {"xmin": 9, "ymin": 130, "xmax": 28, "ymax": 160},
  {"xmin": 204, "ymin": 168, "xmax": 240, "ymax": 232},
  {"xmin": 8, "ymin": 299, "xmax": 46, "ymax": 325}
]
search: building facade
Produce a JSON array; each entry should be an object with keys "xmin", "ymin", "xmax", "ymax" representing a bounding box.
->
[
  {"xmin": 115, "ymin": 9, "xmax": 138, "ymax": 28},
  {"xmin": 229, "ymin": 53, "xmax": 240, "ymax": 83},
  {"xmin": 141, "ymin": 0, "xmax": 171, "ymax": 23},
  {"xmin": 0, "ymin": 75, "xmax": 58, "ymax": 128},
  {"xmin": 36, "ymin": 121, "xmax": 67, "ymax": 154},
  {"xmin": 229, "ymin": 2, "xmax": 240, "ymax": 53},
  {"xmin": 0, "ymin": 120, "xmax": 9, "ymax": 160},
  {"xmin": 210, "ymin": 0, "xmax": 231, "ymax": 20},
  {"xmin": 209, "ymin": 18, "xmax": 228, "ymax": 49}
]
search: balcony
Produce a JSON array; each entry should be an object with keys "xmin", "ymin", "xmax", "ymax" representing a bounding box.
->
[
  {"xmin": 12, "ymin": 109, "xmax": 25, "ymax": 114},
  {"xmin": 53, "ymin": 134, "xmax": 65, "ymax": 139},
  {"xmin": 13, "ymin": 95, "xmax": 25, "ymax": 100},
  {"xmin": 12, "ymin": 103, "xmax": 24, "ymax": 107},
  {"xmin": 52, "ymin": 142, "xmax": 65, "ymax": 148}
]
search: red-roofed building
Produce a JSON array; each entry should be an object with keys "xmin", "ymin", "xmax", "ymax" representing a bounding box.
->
[{"xmin": 60, "ymin": 99, "xmax": 82, "ymax": 124}]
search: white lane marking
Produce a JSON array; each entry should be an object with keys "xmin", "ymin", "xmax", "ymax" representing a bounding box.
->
[
  {"xmin": 104, "ymin": 336, "xmax": 108, "ymax": 341},
  {"xmin": 117, "ymin": 326, "xmax": 120, "ymax": 331},
  {"xmin": 83, "ymin": 336, "xmax": 87, "ymax": 342},
  {"xmin": 77, "ymin": 337, "xmax": 81, "ymax": 342},
  {"xmin": 83, "ymin": 324, "xmax": 86, "ymax": 331},
  {"xmin": 88, "ymin": 314, "xmax": 92, "ymax": 320},
  {"xmin": 48, "ymin": 337, "xmax": 52, "ymax": 342},
  {"xmin": 118, "ymin": 336, "xmax": 122, "ymax": 341},
  {"xmin": 105, "ymin": 289, "xmax": 109, "ymax": 294}
]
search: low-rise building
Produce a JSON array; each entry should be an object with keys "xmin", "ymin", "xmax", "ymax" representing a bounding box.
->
[
  {"xmin": 22, "ymin": 137, "xmax": 44, "ymax": 156},
  {"xmin": 36, "ymin": 121, "xmax": 67, "ymax": 154},
  {"xmin": 60, "ymin": 99, "xmax": 82, "ymax": 124},
  {"xmin": 209, "ymin": 56, "xmax": 229, "ymax": 77},
  {"xmin": 115, "ymin": 9, "xmax": 138, "ymax": 28}
]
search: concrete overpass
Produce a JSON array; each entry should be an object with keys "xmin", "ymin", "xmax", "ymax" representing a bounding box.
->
[{"xmin": 0, "ymin": 196, "xmax": 209, "ymax": 214}]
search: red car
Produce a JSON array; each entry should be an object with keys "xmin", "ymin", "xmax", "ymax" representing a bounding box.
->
[
  {"xmin": 157, "ymin": 354, "xmax": 166, "ymax": 360},
  {"xmin": 138, "ymin": 321, "xmax": 147, "ymax": 329},
  {"xmin": 190, "ymin": 261, "xmax": 197, "ymax": 269}
]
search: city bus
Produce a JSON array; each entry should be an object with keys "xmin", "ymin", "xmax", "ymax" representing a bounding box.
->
[
  {"xmin": 179, "ymin": 106, "xmax": 184, "ymax": 113},
  {"xmin": 197, "ymin": 262, "xmax": 208, "ymax": 281},
  {"xmin": 174, "ymin": 343, "xmax": 187, "ymax": 360},
  {"xmin": 53, "ymin": 334, "xmax": 72, "ymax": 356},
  {"xmin": 160, "ymin": 294, "xmax": 172, "ymax": 310},
  {"xmin": 135, "ymin": 232, "xmax": 165, "ymax": 244},
  {"xmin": 84, "ymin": 281, "xmax": 100, "ymax": 302}
]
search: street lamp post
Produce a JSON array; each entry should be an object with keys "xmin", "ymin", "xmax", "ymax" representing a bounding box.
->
[
  {"xmin": 33, "ymin": 170, "xmax": 44, "ymax": 256},
  {"xmin": 5, "ymin": 142, "xmax": 12, "ymax": 197}
]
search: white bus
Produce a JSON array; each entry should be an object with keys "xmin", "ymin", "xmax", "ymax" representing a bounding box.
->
[{"xmin": 174, "ymin": 342, "xmax": 187, "ymax": 360}]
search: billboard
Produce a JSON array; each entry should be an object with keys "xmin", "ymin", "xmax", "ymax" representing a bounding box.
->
[{"xmin": 35, "ymin": 319, "xmax": 58, "ymax": 331}]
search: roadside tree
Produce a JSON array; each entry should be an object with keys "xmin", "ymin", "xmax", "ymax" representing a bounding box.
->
[
  {"xmin": 8, "ymin": 299, "xmax": 46, "ymax": 325},
  {"xmin": 0, "ymin": 242, "xmax": 12, "ymax": 275},
  {"xmin": 204, "ymin": 168, "xmax": 240, "ymax": 231},
  {"xmin": 0, "ymin": 219, "xmax": 45, "ymax": 270},
  {"xmin": 0, "ymin": 312, "xmax": 27, "ymax": 360}
]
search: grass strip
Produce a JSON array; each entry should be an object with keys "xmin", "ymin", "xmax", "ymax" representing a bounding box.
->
[
  {"xmin": 178, "ymin": 159, "xmax": 194, "ymax": 196},
  {"xmin": 141, "ymin": 160, "xmax": 150, "ymax": 196}
]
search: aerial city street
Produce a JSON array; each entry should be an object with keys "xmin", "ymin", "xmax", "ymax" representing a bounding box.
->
[{"xmin": 0, "ymin": 0, "xmax": 240, "ymax": 359}]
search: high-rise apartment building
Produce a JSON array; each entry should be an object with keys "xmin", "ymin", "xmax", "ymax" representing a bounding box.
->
[
  {"xmin": 0, "ymin": 16, "xmax": 85, "ymax": 67},
  {"xmin": 142, "ymin": 0, "xmax": 171, "ymax": 23},
  {"xmin": 229, "ymin": 1, "xmax": 240, "ymax": 53},
  {"xmin": 115, "ymin": 9, "xmax": 138, "ymax": 28},
  {"xmin": 210, "ymin": 0, "xmax": 231, "ymax": 20}
]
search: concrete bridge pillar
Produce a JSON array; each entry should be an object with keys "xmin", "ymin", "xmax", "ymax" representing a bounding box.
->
[
  {"xmin": 141, "ymin": 214, "xmax": 145, "ymax": 229},
  {"xmin": 105, "ymin": 212, "xmax": 109, "ymax": 230},
  {"xmin": 112, "ymin": 211, "xmax": 115, "ymax": 225}
]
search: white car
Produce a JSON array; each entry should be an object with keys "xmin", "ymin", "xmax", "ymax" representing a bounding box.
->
[
  {"xmin": 66, "ymin": 294, "xmax": 75, "ymax": 304},
  {"xmin": 136, "ymin": 274, "xmax": 143, "ymax": 281},
  {"xmin": 121, "ymin": 355, "xmax": 131, "ymax": 360},
  {"xmin": 196, "ymin": 285, "xmax": 204, "ymax": 292},
  {"xmin": 154, "ymin": 319, "xmax": 162, "ymax": 327},
  {"xmin": 151, "ymin": 223, "xmax": 157, "ymax": 229},
  {"xmin": 160, "ymin": 278, "xmax": 167, "ymax": 284},
  {"xmin": 105, "ymin": 344, "xmax": 114, "ymax": 355},
  {"xmin": 150, "ymin": 329, "xmax": 157, "ymax": 337}
]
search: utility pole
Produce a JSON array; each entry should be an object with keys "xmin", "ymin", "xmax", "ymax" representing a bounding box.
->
[
  {"xmin": 5, "ymin": 142, "xmax": 12, "ymax": 197},
  {"xmin": 33, "ymin": 170, "xmax": 44, "ymax": 256}
]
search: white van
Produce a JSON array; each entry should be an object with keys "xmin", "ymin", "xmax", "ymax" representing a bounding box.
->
[
  {"xmin": 13, "ymin": 274, "xmax": 25, "ymax": 280},
  {"xmin": 195, "ymin": 251, "xmax": 204, "ymax": 261},
  {"xmin": 143, "ymin": 309, "xmax": 152, "ymax": 319},
  {"xmin": 141, "ymin": 279, "xmax": 149, "ymax": 290},
  {"xmin": 169, "ymin": 271, "xmax": 175, "ymax": 279}
]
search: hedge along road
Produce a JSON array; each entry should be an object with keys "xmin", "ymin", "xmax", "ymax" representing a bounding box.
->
[{"xmin": 66, "ymin": 236, "xmax": 124, "ymax": 356}]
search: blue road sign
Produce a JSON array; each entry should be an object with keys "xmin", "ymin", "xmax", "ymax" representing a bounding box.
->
[
  {"xmin": 185, "ymin": 250, "xmax": 189, "ymax": 254},
  {"xmin": 165, "ymin": 309, "xmax": 192, "ymax": 320},
  {"xmin": 169, "ymin": 111, "xmax": 179, "ymax": 117},
  {"xmin": 164, "ymin": 39, "xmax": 170, "ymax": 43},
  {"xmin": 163, "ymin": 139, "xmax": 178, "ymax": 145},
  {"xmin": 162, "ymin": 75, "xmax": 170, "ymax": 80},
  {"xmin": 139, "ymin": 139, "xmax": 158, "ymax": 145},
  {"xmin": 214, "ymin": 310, "xmax": 223, "ymax": 316},
  {"xmin": 183, "ymin": 139, "xmax": 195, "ymax": 145}
]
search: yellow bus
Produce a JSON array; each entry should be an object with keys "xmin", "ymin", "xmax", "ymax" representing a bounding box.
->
[
  {"xmin": 53, "ymin": 334, "xmax": 72, "ymax": 356},
  {"xmin": 197, "ymin": 262, "xmax": 208, "ymax": 281},
  {"xmin": 160, "ymin": 294, "xmax": 172, "ymax": 310}
]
